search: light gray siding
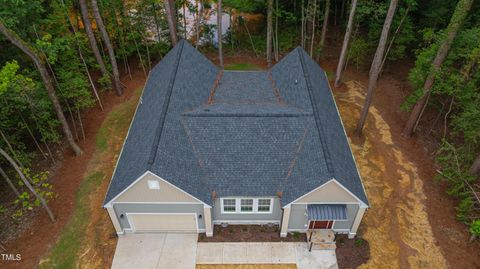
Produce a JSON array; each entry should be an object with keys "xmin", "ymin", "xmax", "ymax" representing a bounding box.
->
[
  {"xmin": 333, "ymin": 204, "xmax": 358, "ymax": 230},
  {"xmin": 288, "ymin": 204, "xmax": 308, "ymax": 230},
  {"xmin": 212, "ymin": 198, "xmax": 282, "ymax": 222},
  {"xmin": 287, "ymin": 203, "xmax": 359, "ymax": 232},
  {"xmin": 113, "ymin": 203, "xmax": 205, "ymax": 230}
]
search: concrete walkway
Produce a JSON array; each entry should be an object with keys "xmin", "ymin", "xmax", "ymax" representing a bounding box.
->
[
  {"xmin": 111, "ymin": 233, "xmax": 197, "ymax": 269},
  {"xmin": 111, "ymin": 234, "xmax": 337, "ymax": 269},
  {"xmin": 196, "ymin": 242, "xmax": 338, "ymax": 269}
]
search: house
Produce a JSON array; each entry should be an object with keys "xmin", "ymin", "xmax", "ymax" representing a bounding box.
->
[{"xmin": 103, "ymin": 40, "xmax": 369, "ymax": 239}]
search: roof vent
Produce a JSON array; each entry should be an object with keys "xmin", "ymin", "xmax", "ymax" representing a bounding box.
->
[
  {"xmin": 294, "ymin": 79, "xmax": 298, "ymax": 85},
  {"xmin": 204, "ymin": 109, "xmax": 210, "ymax": 112}
]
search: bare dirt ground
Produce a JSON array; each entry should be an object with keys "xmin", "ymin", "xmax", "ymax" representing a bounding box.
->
[
  {"xmin": 328, "ymin": 59, "xmax": 480, "ymax": 268},
  {"xmin": 0, "ymin": 67, "xmax": 146, "ymax": 269},
  {"xmin": 2, "ymin": 50, "xmax": 480, "ymax": 269}
]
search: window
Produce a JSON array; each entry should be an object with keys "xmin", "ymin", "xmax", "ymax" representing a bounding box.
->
[
  {"xmin": 147, "ymin": 180, "xmax": 160, "ymax": 190},
  {"xmin": 223, "ymin": 199, "xmax": 236, "ymax": 212},
  {"xmin": 257, "ymin": 199, "xmax": 271, "ymax": 212},
  {"xmin": 221, "ymin": 198, "xmax": 273, "ymax": 214},
  {"xmin": 240, "ymin": 199, "xmax": 254, "ymax": 212}
]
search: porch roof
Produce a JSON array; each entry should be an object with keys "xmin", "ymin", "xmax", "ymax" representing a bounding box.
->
[{"xmin": 307, "ymin": 204, "xmax": 347, "ymax": 221}]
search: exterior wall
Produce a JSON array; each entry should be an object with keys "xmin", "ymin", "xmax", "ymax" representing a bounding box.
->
[
  {"xmin": 286, "ymin": 180, "xmax": 364, "ymax": 233},
  {"xmin": 114, "ymin": 172, "xmax": 199, "ymax": 203},
  {"xmin": 295, "ymin": 180, "xmax": 359, "ymax": 203},
  {"xmin": 212, "ymin": 197, "xmax": 282, "ymax": 223},
  {"xmin": 113, "ymin": 203, "xmax": 206, "ymax": 231},
  {"xmin": 288, "ymin": 204, "xmax": 309, "ymax": 230},
  {"xmin": 333, "ymin": 204, "xmax": 359, "ymax": 230},
  {"xmin": 287, "ymin": 203, "xmax": 359, "ymax": 232}
]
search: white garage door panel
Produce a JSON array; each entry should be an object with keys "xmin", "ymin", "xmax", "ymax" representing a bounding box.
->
[{"xmin": 128, "ymin": 214, "xmax": 197, "ymax": 232}]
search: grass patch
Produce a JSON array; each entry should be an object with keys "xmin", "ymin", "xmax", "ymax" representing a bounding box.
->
[
  {"xmin": 39, "ymin": 171, "xmax": 105, "ymax": 269},
  {"xmin": 224, "ymin": 63, "xmax": 261, "ymax": 71},
  {"xmin": 39, "ymin": 88, "xmax": 141, "ymax": 268}
]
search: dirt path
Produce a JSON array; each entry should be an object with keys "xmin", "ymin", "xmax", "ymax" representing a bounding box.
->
[
  {"xmin": 334, "ymin": 81, "xmax": 447, "ymax": 268},
  {"xmin": 0, "ymin": 68, "xmax": 146, "ymax": 269}
]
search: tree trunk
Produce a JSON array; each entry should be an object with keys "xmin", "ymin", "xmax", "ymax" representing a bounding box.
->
[
  {"xmin": 91, "ymin": 0, "xmax": 123, "ymax": 96},
  {"xmin": 320, "ymin": 0, "xmax": 330, "ymax": 48},
  {"xmin": 196, "ymin": 0, "xmax": 200, "ymax": 47},
  {"xmin": 267, "ymin": 0, "xmax": 273, "ymax": 66},
  {"xmin": 0, "ymin": 147, "xmax": 55, "ymax": 222},
  {"xmin": 334, "ymin": 0, "xmax": 357, "ymax": 87},
  {"xmin": 309, "ymin": 0, "xmax": 317, "ymax": 57},
  {"xmin": 274, "ymin": 0, "xmax": 279, "ymax": 61},
  {"xmin": 471, "ymin": 154, "xmax": 480, "ymax": 175},
  {"xmin": 355, "ymin": 0, "xmax": 398, "ymax": 136},
  {"xmin": 165, "ymin": 0, "xmax": 178, "ymax": 46},
  {"xmin": 78, "ymin": 0, "xmax": 109, "ymax": 79},
  {"xmin": 379, "ymin": 6, "xmax": 410, "ymax": 76},
  {"xmin": 0, "ymin": 166, "xmax": 20, "ymax": 197},
  {"xmin": 402, "ymin": 0, "xmax": 474, "ymax": 137},
  {"xmin": 0, "ymin": 22, "xmax": 83, "ymax": 156},
  {"xmin": 301, "ymin": 0, "xmax": 305, "ymax": 48},
  {"xmin": 217, "ymin": 0, "xmax": 224, "ymax": 67}
]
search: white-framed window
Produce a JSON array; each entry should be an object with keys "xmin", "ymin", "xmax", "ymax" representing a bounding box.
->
[
  {"xmin": 240, "ymin": 199, "xmax": 254, "ymax": 212},
  {"xmin": 222, "ymin": 198, "xmax": 236, "ymax": 212},
  {"xmin": 257, "ymin": 198, "xmax": 272, "ymax": 212},
  {"xmin": 221, "ymin": 198, "xmax": 273, "ymax": 214},
  {"xmin": 147, "ymin": 180, "xmax": 160, "ymax": 190}
]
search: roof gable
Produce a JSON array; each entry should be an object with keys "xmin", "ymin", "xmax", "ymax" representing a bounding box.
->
[{"xmin": 104, "ymin": 41, "xmax": 368, "ymax": 207}]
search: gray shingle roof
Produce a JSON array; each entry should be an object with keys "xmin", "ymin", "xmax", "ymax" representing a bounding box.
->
[{"xmin": 104, "ymin": 40, "xmax": 368, "ymax": 207}]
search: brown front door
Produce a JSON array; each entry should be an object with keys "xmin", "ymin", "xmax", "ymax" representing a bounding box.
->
[{"xmin": 309, "ymin": 220, "xmax": 333, "ymax": 229}]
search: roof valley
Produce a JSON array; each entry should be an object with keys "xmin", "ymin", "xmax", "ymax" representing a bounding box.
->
[{"xmin": 147, "ymin": 40, "xmax": 185, "ymax": 168}]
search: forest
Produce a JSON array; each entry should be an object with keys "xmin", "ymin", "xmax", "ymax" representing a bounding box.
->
[{"xmin": 0, "ymin": 0, "xmax": 479, "ymax": 267}]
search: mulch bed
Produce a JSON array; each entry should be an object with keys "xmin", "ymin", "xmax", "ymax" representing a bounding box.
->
[
  {"xmin": 335, "ymin": 235, "xmax": 370, "ymax": 269},
  {"xmin": 198, "ymin": 225, "xmax": 306, "ymax": 242}
]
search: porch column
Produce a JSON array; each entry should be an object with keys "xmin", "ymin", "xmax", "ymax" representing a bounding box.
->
[
  {"xmin": 204, "ymin": 206, "xmax": 213, "ymax": 237},
  {"xmin": 280, "ymin": 205, "xmax": 291, "ymax": 237},
  {"xmin": 106, "ymin": 206, "xmax": 123, "ymax": 235},
  {"xmin": 349, "ymin": 206, "xmax": 367, "ymax": 239}
]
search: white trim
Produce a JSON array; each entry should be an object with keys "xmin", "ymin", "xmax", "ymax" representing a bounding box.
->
[
  {"xmin": 106, "ymin": 171, "xmax": 211, "ymax": 208},
  {"xmin": 220, "ymin": 197, "xmax": 274, "ymax": 214},
  {"xmin": 324, "ymin": 71, "xmax": 369, "ymax": 205},
  {"xmin": 213, "ymin": 220, "xmax": 280, "ymax": 225},
  {"xmin": 125, "ymin": 212, "xmax": 199, "ymax": 233},
  {"xmin": 293, "ymin": 201, "xmax": 360, "ymax": 205},
  {"xmin": 112, "ymin": 201, "xmax": 203, "ymax": 205},
  {"xmin": 283, "ymin": 178, "xmax": 368, "ymax": 208}
]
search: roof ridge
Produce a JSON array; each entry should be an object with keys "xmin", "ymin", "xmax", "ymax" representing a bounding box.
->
[
  {"xmin": 297, "ymin": 48, "xmax": 334, "ymax": 176},
  {"xmin": 147, "ymin": 41, "xmax": 185, "ymax": 167}
]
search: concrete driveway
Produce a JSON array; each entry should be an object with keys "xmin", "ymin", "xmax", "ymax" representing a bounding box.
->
[{"xmin": 111, "ymin": 233, "xmax": 197, "ymax": 269}]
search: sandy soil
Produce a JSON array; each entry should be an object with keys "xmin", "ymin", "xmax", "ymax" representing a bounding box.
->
[
  {"xmin": 2, "ymin": 51, "xmax": 480, "ymax": 269},
  {"xmin": 334, "ymin": 81, "xmax": 447, "ymax": 268}
]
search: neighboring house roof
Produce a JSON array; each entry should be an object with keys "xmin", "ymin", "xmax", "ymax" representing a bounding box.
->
[{"xmin": 103, "ymin": 40, "xmax": 368, "ymax": 207}]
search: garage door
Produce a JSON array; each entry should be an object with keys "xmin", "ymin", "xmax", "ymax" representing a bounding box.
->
[{"xmin": 127, "ymin": 213, "xmax": 198, "ymax": 233}]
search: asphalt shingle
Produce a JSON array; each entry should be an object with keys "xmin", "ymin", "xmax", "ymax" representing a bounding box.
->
[{"xmin": 104, "ymin": 41, "xmax": 368, "ymax": 207}]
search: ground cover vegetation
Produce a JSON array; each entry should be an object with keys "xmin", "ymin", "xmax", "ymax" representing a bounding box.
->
[{"xmin": 0, "ymin": 0, "xmax": 479, "ymax": 263}]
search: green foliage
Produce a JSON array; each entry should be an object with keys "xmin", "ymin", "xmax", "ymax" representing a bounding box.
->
[
  {"xmin": 347, "ymin": 37, "xmax": 369, "ymax": 70},
  {"xmin": 39, "ymin": 171, "xmax": 104, "ymax": 269},
  {"xmin": 471, "ymin": 220, "xmax": 480, "ymax": 237},
  {"xmin": 223, "ymin": 0, "xmax": 265, "ymax": 13},
  {"xmin": 225, "ymin": 63, "xmax": 261, "ymax": 70},
  {"xmin": 13, "ymin": 168, "xmax": 53, "ymax": 219},
  {"xmin": 355, "ymin": 238, "xmax": 364, "ymax": 247},
  {"xmin": 436, "ymin": 140, "xmax": 479, "ymax": 223},
  {"xmin": 0, "ymin": 204, "xmax": 6, "ymax": 214}
]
